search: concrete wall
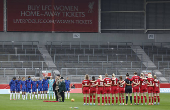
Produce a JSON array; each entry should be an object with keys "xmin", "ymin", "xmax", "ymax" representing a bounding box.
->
[{"xmin": 0, "ymin": 32, "xmax": 169, "ymax": 45}]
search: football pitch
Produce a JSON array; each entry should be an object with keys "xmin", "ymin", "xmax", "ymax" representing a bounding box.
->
[{"xmin": 0, "ymin": 93, "xmax": 170, "ymax": 110}]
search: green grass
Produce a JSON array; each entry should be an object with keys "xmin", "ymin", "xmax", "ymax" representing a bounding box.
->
[{"xmin": 0, "ymin": 93, "xmax": 170, "ymax": 110}]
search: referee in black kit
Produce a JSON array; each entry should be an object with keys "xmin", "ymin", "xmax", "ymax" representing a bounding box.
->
[{"xmin": 125, "ymin": 73, "xmax": 133, "ymax": 105}]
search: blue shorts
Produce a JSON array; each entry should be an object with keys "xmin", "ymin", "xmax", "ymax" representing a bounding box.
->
[
  {"xmin": 10, "ymin": 88, "xmax": 16, "ymax": 92},
  {"xmin": 22, "ymin": 88, "xmax": 26, "ymax": 92},
  {"xmin": 26, "ymin": 88, "xmax": 31, "ymax": 93},
  {"xmin": 66, "ymin": 87, "xmax": 70, "ymax": 91},
  {"xmin": 43, "ymin": 87, "xmax": 48, "ymax": 91},
  {"xmin": 32, "ymin": 88, "xmax": 37, "ymax": 92},
  {"xmin": 38, "ymin": 88, "xmax": 43, "ymax": 91},
  {"xmin": 16, "ymin": 88, "xmax": 21, "ymax": 92}
]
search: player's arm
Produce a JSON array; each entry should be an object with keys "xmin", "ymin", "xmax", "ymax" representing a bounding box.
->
[
  {"xmin": 147, "ymin": 81, "xmax": 151, "ymax": 86},
  {"xmin": 127, "ymin": 77, "xmax": 133, "ymax": 81}
]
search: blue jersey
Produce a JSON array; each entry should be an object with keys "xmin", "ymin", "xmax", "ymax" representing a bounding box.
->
[
  {"xmin": 32, "ymin": 81, "xmax": 37, "ymax": 89},
  {"xmin": 42, "ymin": 79, "xmax": 48, "ymax": 88},
  {"xmin": 21, "ymin": 81, "xmax": 26, "ymax": 89},
  {"xmin": 16, "ymin": 80, "xmax": 22, "ymax": 89},
  {"xmin": 9, "ymin": 80, "xmax": 16, "ymax": 89},
  {"xmin": 65, "ymin": 80, "xmax": 70, "ymax": 88},
  {"xmin": 37, "ymin": 80, "xmax": 42, "ymax": 89},
  {"xmin": 26, "ymin": 80, "xmax": 32, "ymax": 89}
]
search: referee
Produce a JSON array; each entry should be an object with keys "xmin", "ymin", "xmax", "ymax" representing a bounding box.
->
[{"xmin": 125, "ymin": 73, "xmax": 132, "ymax": 105}]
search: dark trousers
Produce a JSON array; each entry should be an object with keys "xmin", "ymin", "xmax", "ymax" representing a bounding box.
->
[
  {"xmin": 60, "ymin": 92, "xmax": 64, "ymax": 102},
  {"xmin": 55, "ymin": 90, "xmax": 58, "ymax": 101}
]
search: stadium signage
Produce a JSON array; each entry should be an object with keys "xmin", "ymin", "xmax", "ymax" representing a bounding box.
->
[
  {"xmin": 0, "ymin": 0, "xmax": 3, "ymax": 31},
  {"xmin": 7, "ymin": 0, "xmax": 98, "ymax": 32}
]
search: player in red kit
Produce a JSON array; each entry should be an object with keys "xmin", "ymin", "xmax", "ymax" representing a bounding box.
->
[
  {"xmin": 111, "ymin": 73, "xmax": 119, "ymax": 105},
  {"xmin": 139, "ymin": 73, "xmax": 148, "ymax": 105},
  {"xmin": 82, "ymin": 74, "xmax": 90, "ymax": 105},
  {"xmin": 118, "ymin": 76, "xmax": 125, "ymax": 105},
  {"xmin": 97, "ymin": 75, "xmax": 104, "ymax": 105},
  {"xmin": 147, "ymin": 74, "xmax": 154, "ymax": 105},
  {"xmin": 127, "ymin": 72, "xmax": 140, "ymax": 105},
  {"xmin": 153, "ymin": 75, "xmax": 160, "ymax": 105},
  {"xmin": 90, "ymin": 76, "xmax": 97, "ymax": 105},
  {"xmin": 104, "ymin": 73, "xmax": 111, "ymax": 105}
]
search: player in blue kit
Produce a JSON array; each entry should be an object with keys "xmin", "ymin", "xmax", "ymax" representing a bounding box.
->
[
  {"xmin": 21, "ymin": 77, "xmax": 26, "ymax": 100},
  {"xmin": 9, "ymin": 77, "xmax": 16, "ymax": 100},
  {"xmin": 65, "ymin": 77, "xmax": 71, "ymax": 99},
  {"xmin": 48, "ymin": 76, "xmax": 54, "ymax": 99},
  {"xmin": 42, "ymin": 76, "xmax": 48, "ymax": 100},
  {"xmin": 16, "ymin": 77, "xmax": 22, "ymax": 100},
  {"xmin": 31, "ymin": 78, "xmax": 38, "ymax": 100},
  {"xmin": 37, "ymin": 77, "xmax": 43, "ymax": 100},
  {"xmin": 26, "ymin": 76, "xmax": 32, "ymax": 100}
]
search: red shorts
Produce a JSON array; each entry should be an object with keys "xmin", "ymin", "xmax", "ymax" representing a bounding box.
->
[
  {"xmin": 148, "ymin": 87, "xmax": 154, "ymax": 93},
  {"xmin": 154, "ymin": 90, "xmax": 160, "ymax": 93},
  {"xmin": 119, "ymin": 88, "xmax": 125, "ymax": 93},
  {"xmin": 90, "ymin": 88, "xmax": 96, "ymax": 94},
  {"xmin": 154, "ymin": 88, "xmax": 160, "ymax": 93},
  {"xmin": 83, "ymin": 87, "xmax": 89, "ymax": 94},
  {"xmin": 133, "ymin": 87, "xmax": 139, "ymax": 93},
  {"xmin": 111, "ymin": 86, "xmax": 118, "ymax": 94},
  {"xmin": 140, "ymin": 88, "xmax": 147, "ymax": 93},
  {"xmin": 97, "ymin": 87, "xmax": 104, "ymax": 94},
  {"xmin": 105, "ymin": 87, "xmax": 111, "ymax": 94}
]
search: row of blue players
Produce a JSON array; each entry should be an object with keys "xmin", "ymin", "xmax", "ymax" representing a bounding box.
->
[{"xmin": 9, "ymin": 76, "xmax": 70, "ymax": 100}]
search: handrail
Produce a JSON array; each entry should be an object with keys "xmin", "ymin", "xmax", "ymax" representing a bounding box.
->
[
  {"xmin": 46, "ymin": 41, "xmax": 133, "ymax": 49},
  {"xmin": 53, "ymin": 54, "xmax": 142, "ymax": 63},
  {"xmin": 0, "ymin": 61, "xmax": 47, "ymax": 70},
  {"xmin": 153, "ymin": 54, "xmax": 170, "ymax": 62},
  {"xmin": 158, "ymin": 61, "xmax": 170, "ymax": 69},
  {"xmin": 0, "ymin": 41, "xmax": 39, "ymax": 50},
  {"xmin": 60, "ymin": 68, "xmax": 143, "ymax": 76},
  {"xmin": 142, "ymin": 42, "xmax": 170, "ymax": 50},
  {"xmin": 56, "ymin": 61, "xmax": 146, "ymax": 69}
]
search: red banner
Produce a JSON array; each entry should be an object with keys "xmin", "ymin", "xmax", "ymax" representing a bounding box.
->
[
  {"xmin": 7, "ymin": 0, "xmax": 98, "ymax": 32},
  {"xmin": 0, "ymin": 0, "xmax": 3, "ymax": 31}
]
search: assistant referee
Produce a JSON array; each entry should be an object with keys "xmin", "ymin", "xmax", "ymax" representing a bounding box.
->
[{"xmin": 125, "ymin": 73, "xmax": 132, "ymax": 105}]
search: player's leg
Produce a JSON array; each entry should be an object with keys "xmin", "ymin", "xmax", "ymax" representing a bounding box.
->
[
  {"xmin": 26, "ymin": 88, "xmax": 28, "ymax": 100},
  {"xmin": 53, "ymin": 90, "xmax": 55, "ymax": 99},
  {"xmin": 29, "ymin": 89, "xmax": 32, "ymax": 100},
  {"xmin": 43, "ymin": 91, "xmax": 45, "ymax": 99},
  {"xmin": 97, "ymin": 94, "xmax": 100, "ymax": 105},
  {"xmin": 105, "ymin": 93, "xmax": 108, "ymax": 105},
  {"xmin": 154, "ymin": 93, "xmax": 157, "ymax": 105},
  {"xmin": 45, "ymin": 90, "xmax": 48, "ymax": 99},
  {"xmin": 151, "ymin": 92, "xmax": 154, "ymax": 105},
  {"xmin": 102, "ymin": 94, "xmax": 104, "ymax": 105},
  {"xmin": 13, "ymin": 90, "xmax": 16, "ymax": 100},
  {"xmin": 18, "ymin": 90, "xmax": 20, "ymax": 100},
  {"xmin": 111, "ymin": 93, "xmax": 114, "ymax": 105},
  {"xmin": 148, "ymin": 93, "xmax": 151, "ymax": 105},
  {"xmin": 122, "ymin": 93, "xmax": 125, "ymax": 105},
  {"xmin": 108, "ymin": 93, "xmax": 111, "ymax": 105},
  {"xmin": 90, "ymin": 93, "xmax": 93, "ymax": 105},
  {"xmin": 137, "ymin": 91, "xmax": 140, "ymax": 105},
  {"xmin": 87, "ymin": 93, "xmax": 89, "ymax": 105},
  {"xmin": 116, "ymin": 93, "xmax": 118, "ymax": 105},
  {"xmin": 49, "ymin": 89, "xmax": 50, "ymax": 99},
  {"xmin": 83, "ymin": 94, "xmax": 86, "ymax": 105},
  {"xmin": 10, "ymin": 91, "xmax": 12, "ymax": 100},
  {"xmin": 65, "ymin": 90, "xmax": 68, "ymax": 99},
  {"xmin": 16, "ymin": 91, "xmax": 18, "ymax": 100},
  {"xmin": 93, "ymin": 93, "xmax": 96, "ymax": 105},
  {"xmin": 68, "ymin": 89, "xmax": 70, "ymax": 99},
  {"xmin": 32, "ymin": 90, "xmax": 35, "ymax": 100},
  {"xmin": 119, "ymin": 93, "xmax": 121, "ymax": 105},
  {"xmin": 125, "ymin": 93, "xmax": 128, "ymax": 105},
  {"xmin": 144, "ymin": 92, "xmax": 147, "ymax": 105},
  {"xmin": 130, "ymin": 93, "xmax": 132, "ymax": 105},
  {"xmin": 133, "ymin": 91, "xmax": 136, "ymax": 105},
  {"xmin": 141, "ymin": 93, "xmax": 143, "ymax": 105},
  {"xmin": 157, "ymin": 93, "xmax": 160, "ymax": 105}
]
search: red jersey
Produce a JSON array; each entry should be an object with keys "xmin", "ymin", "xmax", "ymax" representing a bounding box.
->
[
  {"xmin": 97, "ymin": 79, "xmax": 104, "ymax": 87},
  {"xmin": 82, "ymin": 80, "xmax": 90, "ymax": 89},
  {"xmin": 111, "ymin": 78, "xmax": 119, "ymax": 87},
  {"xmin": 90, "ymin": 80, "xmax": 97, "ymax": 88},
  {"xmin": 154, "ymin": 80, "xmax": 160, "ymax": 91},
  {"xmin": 140, "ymin": 78, "xmax": 147, "ymax": 89},
  {"xmin": 147, "ymin": 78, "xmax": 154, "ymax": 86},
  {"xmin": 104, "ymin": 77, "xmax": 111, "ymax": 87},
  {"xmin": 128, "ymin": 75, "xmax": 140, "ymax": 88},
  {"xmin": 118, "ymin": 80, "xmax": 125, "ymax": 88}
]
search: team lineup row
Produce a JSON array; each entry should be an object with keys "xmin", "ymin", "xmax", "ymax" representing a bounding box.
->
[
  {"xmin": 82, "ymin": 72, "xmax": 160, "ymax": 106},
  {"xmin": 9, "ymin": 76, "xmax": 71, "ymax": 101}
]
